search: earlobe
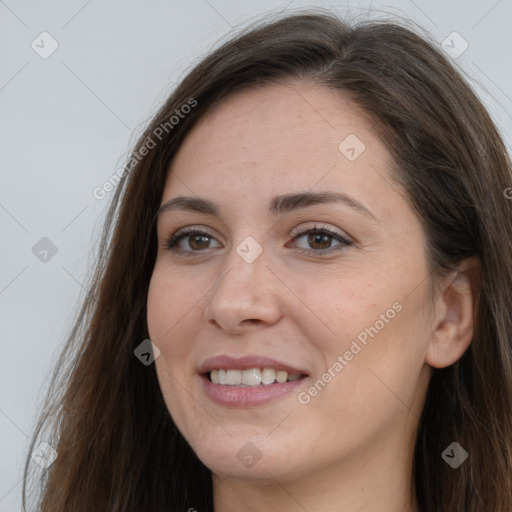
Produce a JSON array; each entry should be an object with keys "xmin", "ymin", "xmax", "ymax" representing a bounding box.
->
[{"xmin": 425, "ymin": 257, "xmax": 481, "ymax": 369}]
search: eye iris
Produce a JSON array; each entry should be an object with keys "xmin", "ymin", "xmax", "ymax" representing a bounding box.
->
[
  {"xmin": 189, "ymin": 234, "xmax": 210, "ymax": 250},
  {"xmin": 308, "ymin": 232, "xmax": 331, "ymax": 250}
]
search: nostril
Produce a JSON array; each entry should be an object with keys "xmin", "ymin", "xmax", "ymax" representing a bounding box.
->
[{"xmin": 241, "ymin": 319, "xmax": 260, "ymax": 326}]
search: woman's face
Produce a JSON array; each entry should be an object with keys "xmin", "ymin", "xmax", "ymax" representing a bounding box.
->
[{"xmin": 147, "ymin": 81, "xmax": 434, "ymax": 483}]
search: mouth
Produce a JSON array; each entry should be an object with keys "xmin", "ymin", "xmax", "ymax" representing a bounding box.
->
[
  {"xmin": 203, "ymin": 368, "xmax": 308, "ymax": 386},
  {"xmin": 198, "ymin": 355, "xmax": 310, "ymax": 407},
  {"xmin": 199, "ymin": 370, "xmax": 309, "ymax": 407}
]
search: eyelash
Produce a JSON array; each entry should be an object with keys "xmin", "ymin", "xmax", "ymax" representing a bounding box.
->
[{"xmin": 164, "ymin": 224, "xmax": 352, "ymax": 257}]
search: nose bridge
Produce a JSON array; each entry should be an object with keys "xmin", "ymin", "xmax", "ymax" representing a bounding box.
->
[
  {"xmin": 204, "ymin": 236, "xmax": 281, "ymax": 329},
  {"xmin": 213, "ymin": 236, "xmax": 269, "ymax": 300}
]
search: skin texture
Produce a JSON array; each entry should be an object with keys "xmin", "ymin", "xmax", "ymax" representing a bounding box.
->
[{"xmin": 147, "ymin": 82, "xmax": 477, "ymax": 512}]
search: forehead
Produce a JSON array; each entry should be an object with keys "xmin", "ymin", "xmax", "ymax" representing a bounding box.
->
[{"xmin": 161, "ymin": 81, "xmax": 398, "ymax": 218}]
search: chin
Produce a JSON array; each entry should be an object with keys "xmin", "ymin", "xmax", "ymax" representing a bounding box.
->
[{"xmin": 188, "ymin": 432, "xmax": 310, "ymax": 483}]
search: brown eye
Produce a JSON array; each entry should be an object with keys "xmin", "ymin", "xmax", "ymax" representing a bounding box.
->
[
  {"xmin": 290, "ymin": 225, "xmax": 352, "ymax": 254},
  {"xmin": 306, "ymin": 232, "xmax": 333, "ymax": 250},
  {"xmin": 187, "ymin": 234, "xmax": 211, "ymax": 250},
  {"xmin": 166, "ymin": 227, "xmax": 221, "ymax": 255}
]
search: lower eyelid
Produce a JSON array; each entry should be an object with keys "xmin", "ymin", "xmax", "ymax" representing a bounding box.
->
[
  {"xmin": 168, "ymin": 238, "xmax": 347, "ymax": 257},
  {"xmin": 165, "ymin": 229, "xmax": 219, "ymax": 251},
  {"xmin": 164, "ymin": 226, "xmax": 352, "ymax": 254},
  {"xmin": 291, "ymin": 231, "xmax": 351, "ymax": 251}
]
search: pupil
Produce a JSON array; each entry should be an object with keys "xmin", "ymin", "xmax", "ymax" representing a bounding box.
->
[
  {"xmin": 190, "ymin": 235, "xmax": 209, "ymax": 250},
  {"xmin": 309, "ymin": 233, "xmax": 330, "ymax": 249}
]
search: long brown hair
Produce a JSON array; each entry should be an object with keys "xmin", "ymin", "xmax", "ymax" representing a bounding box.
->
[{"xmin": 23, "ymin": 9, "xmax": 512, "ymax": 511}]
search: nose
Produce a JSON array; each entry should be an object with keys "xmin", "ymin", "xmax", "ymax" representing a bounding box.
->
[{"xmin": 203, "ymin": 243, "xmax": 283, "ymax": 334}]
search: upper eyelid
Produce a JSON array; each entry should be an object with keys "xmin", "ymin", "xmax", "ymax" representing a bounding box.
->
[
  {"xmin": 167, "ymin": 223, "xmax": 348, "ymax": 239},
  {"xmin": 292, "ymin": 223, "xmax": 351, "ymax": 240},
  {"xmin": 166, "ymin": 224, "xmax": 352, "ymax": 249}
]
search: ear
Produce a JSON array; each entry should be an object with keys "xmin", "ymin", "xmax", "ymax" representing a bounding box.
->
[{"xmin": 425, "ymin": 257, "xmax": 481, "ymax": 369}]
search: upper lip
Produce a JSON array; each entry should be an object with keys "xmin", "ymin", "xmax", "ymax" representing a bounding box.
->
[{"xmin": 198, "ymin": 355, "xmax": 309, "ymax": 376}]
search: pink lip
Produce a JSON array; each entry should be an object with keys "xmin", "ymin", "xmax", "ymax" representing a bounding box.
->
[
  {"xmin": 201, "ymin": 374, "xmax": 308, "ymax": 407},
  {"xmin": 198, "ymin": 354, "xmax": 308, "ymax": 375},
  {"xmin": 198, "ymin": 354, "xmax": 310, "ymax": 408}
]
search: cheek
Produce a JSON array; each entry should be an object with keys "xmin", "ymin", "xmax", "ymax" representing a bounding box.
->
[
  {"xmin": 323, "ymin": 291, "xmax": 429, "ymax": 418},
  {"xmin": 147, "ymin": 269, "xmax": 203, "ymax": 428},
  {"xmin": 290, "ymin": 265, "xmax": 429, "ymax": 395},
  {"xmin": 146, "ymin": 273, "xmax": 170, "ymax": 344},
  {"xmin": 147, "ymin": 266, "xmax": 199, "ymax": 343},
  {"xmin": 286, "ymin": 267, "xmax": 395, "ymax": 354},
  {"xmin": 147, "ymin": 269, "xmax": 194, "ymax": 370}
]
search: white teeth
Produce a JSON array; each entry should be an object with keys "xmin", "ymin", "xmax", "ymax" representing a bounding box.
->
[
  {"xmin": 242, "ymin": 368, "xmax": 261, "ymax": 385},
  {"xmin": 261, "ymin": 368, "xmax": 277, "ymax": 385},
  {"xmin": 209, "ymin": 367, "xmax": 303, "ymax": 386},
  {"xmin": 276, "ymin": 370, "xmax": 288, "ymax": 383},
  {"xmin": 225, "ymin": 369, "xmax": 242, "ymax": 385}
]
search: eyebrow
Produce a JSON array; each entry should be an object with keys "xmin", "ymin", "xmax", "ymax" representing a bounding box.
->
[{"xmin": 155, "ymin": 191, "xmax": 378, "ymax": 222}]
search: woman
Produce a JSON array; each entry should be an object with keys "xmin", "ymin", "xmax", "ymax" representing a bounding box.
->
[{"xmin": 23, "ymin": 10, "xmax": 512, "ymax": 512}]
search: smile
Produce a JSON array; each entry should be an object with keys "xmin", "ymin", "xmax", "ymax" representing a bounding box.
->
[
  {"xmin": 209, "ymin": 368, "xmax": 303, "ymax": 386},
  {"xmin": 198, "ymin": 354, "xmax": 310, "ymax": 407}
]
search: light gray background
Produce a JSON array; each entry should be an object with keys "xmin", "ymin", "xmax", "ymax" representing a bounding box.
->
[{"xmin": 1, "ymin": 0, "xmax": 511, "ymax": 509}]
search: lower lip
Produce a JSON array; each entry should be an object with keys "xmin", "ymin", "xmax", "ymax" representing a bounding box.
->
[{"xmin": 201, "ymin": 374, "xmax": 308, "ymax": 407}]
